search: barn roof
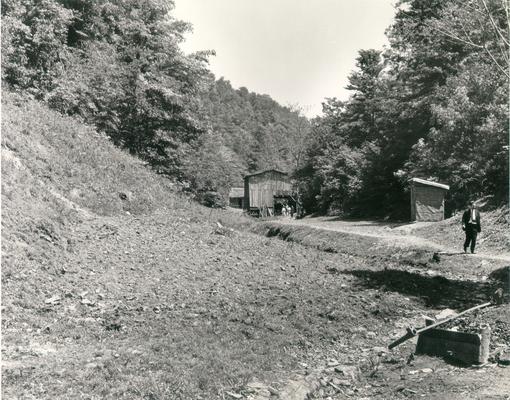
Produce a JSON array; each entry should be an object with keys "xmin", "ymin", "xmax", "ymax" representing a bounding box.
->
[
  {"xmin": 229, "ymin": 187, "xmax": 244, "ymax": 198},
  {"xmin": 244, "ymin": 169, "xmax": 288, "ymax": 179},
  {"xmin": 410, "ymin": 178, "xmax": 450, "ymax": 190}
]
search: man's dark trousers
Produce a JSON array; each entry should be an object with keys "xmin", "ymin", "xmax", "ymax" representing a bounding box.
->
[{"xmin": 464, "ymin": 225, "xmax": 478, "ymax": 253}]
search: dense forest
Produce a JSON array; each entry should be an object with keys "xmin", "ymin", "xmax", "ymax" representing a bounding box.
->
[
  {"xmin": 299, "ymin": 0, "xmax": 509, "ymax": 218},
  {"xmin": 2, "ymin": 0, "xmax": 508, "ymax": 216}
]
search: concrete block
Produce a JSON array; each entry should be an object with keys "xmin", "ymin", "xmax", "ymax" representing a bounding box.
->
[{"xmin": 416, "ymin": 326, "xmax": 490, "ymax": 365}]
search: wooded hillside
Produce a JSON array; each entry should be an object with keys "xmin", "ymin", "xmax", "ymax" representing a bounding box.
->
[
  {"xmin": 2, "ymin": 0, "xmax": 508, "ymax": 215},
  {"xmin": 201, "ymin": 78, "xmax": 311, "ymax": 184},
  {"xmin": 1, "ymin": 0, "xmax": 309, "ymax": 205}
]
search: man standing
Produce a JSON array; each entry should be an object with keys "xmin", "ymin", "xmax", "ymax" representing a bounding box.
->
[{"xmin": 462, "ymin": 201, "xmax": 481, "ymax": 254}]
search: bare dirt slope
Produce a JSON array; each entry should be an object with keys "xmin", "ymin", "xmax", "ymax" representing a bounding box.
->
[{"xmin": 2, "ymin": 93, "xmax": 510, "ymax": 399}]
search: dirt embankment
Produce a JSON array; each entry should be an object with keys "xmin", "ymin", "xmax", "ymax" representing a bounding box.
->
[
  {"xmin": 261, "ymin": 213, "xmax": 510, "ymax": 260},
  {"xmin": 250, "ymin": 219, "xmax": 510, "ymax": 280}
]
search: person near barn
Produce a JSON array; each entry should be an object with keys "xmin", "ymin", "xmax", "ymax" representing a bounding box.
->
[{"xmin": 462, "ymin": 201, "xmax": 481, "ymax": 254}]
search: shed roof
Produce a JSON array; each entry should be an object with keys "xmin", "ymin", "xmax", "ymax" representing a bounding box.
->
[
  {"xmin": 229, "ymin": 187, "xmax": 244, "ymax": 198},
  {"xmin": 410, "ymin": 178, "xmax": 450, "ymax": 190},
  {"xmin": 244, "ymin": 169, "xmax": 288, "ymax": 179}
]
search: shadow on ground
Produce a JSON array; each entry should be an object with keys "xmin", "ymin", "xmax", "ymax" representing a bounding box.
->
[
  {"xmin": 341, "ymin": 268, "xmax": 496, "ymax": 309},
  {"xmin": 325, "ymin": 216, "xmax": 410, "ymax": 228}
]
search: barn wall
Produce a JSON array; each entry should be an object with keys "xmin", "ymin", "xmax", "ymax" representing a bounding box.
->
[
  {"xmin": 244, "ymin": 178, "xmax": 250, "ymax": 209},
  {"xmin": 410, "ymin": 186, "xmax": 416, "ymax": 221},
  {"xmin": 413, "ymin": 184, "xmax": 446, "ymax": 221},
  {"xmin": 247, "ymin": 171, "xmax": 292, "ymax": 209}
]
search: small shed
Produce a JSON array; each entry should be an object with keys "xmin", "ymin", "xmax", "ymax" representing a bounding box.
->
[
  {"xmin": 229, "ymin": 187, "xmax": 245, "ymax": 208},
  {"xmin": 410, "ymin": 178, "xmax": 450, "ymax": 222},
  {"xmin": 244, "ymin": 169, "xmax": 293, "ymax": 216}
]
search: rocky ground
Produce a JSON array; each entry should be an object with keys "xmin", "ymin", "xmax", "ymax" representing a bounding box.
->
[{"xmin": 2, "ymin": 203, "xmax": 509, "ymax": 399}]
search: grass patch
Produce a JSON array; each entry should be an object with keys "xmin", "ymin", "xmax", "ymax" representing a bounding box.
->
[{"xmin": 2, "ymin": 90, "xmax": 180, "ymax": 218}]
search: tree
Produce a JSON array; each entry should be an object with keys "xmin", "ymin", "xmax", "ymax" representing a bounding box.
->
[
  {"xmin": 277, "ymin": 104, "xmax": 312, "ymax": 172},
  {"xmin": 1, "ymin": 0, "xmax": 74, "ymax": 94},
  {"xmin": 427, "ymin": 0, "xmax": 509, "ymax": 78},
  {"xmin": 403, "ymin": 57, "xmax": 508, "ymax": 209},
  {"xmin": 399, "ymin": 0, "xmax": 509, "ymax": 209},
  {"xmin": 341, "ymin": 49, "xmax": 384, "ymax": 147},
  {"xmin": 298, "ymin": 0, "xmax": 509, "ymax": 218}
]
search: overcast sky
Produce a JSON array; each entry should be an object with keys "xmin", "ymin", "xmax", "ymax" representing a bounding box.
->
[{"xmin": 174, "ymin": 1, "xmax": 397, "ymax": 117}]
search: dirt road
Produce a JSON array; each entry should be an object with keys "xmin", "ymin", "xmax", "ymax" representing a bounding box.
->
[{"xmin": 276, "ymin": 216, "xmax": 510, "ymax": 262}]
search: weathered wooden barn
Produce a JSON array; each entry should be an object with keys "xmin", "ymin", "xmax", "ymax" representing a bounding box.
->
[
  {"xmin": 228, "ymin": 187, "xmax": 245, "ymax": 208},
  {"xmin": 244, "ymin": 169, "xmax": 293, "ymax": 216},
  {"xmin": 410, "ymin": 178, "xmax": 450, "ymax": 222}
]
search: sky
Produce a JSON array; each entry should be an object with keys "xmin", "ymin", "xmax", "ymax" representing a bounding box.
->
[{"xmin": 174, "ymin": 1, "xmax": 397, "ymax": 117}]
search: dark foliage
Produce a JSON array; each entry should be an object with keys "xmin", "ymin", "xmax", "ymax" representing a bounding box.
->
[{"xmin": 298, "ymin": 0, "xmax": 509, "ymax": 218}]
